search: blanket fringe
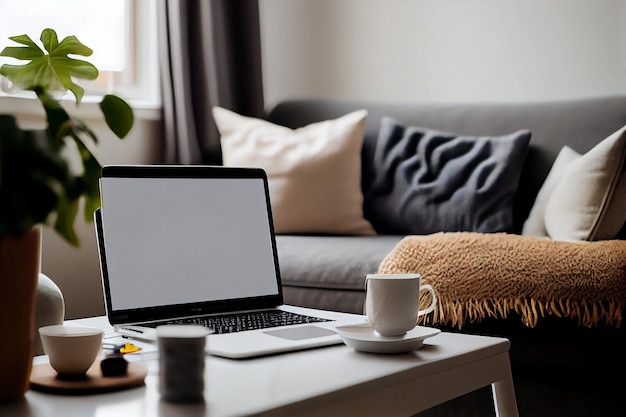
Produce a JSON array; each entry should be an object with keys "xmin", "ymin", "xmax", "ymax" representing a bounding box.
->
[
  {"xmin": 418, "ymin": 294, "xmax": 624, "ymax": 329},
  {"xmin": 382, "ymin": 232, "xmax": 626, "ymax": 329}
]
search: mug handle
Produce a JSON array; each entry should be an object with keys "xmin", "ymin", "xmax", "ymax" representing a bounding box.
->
[{"xmin": 417, "ymin": 284, "xmax": 437, "ymax": 317}]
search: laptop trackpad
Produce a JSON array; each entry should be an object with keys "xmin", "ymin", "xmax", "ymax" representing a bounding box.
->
[{"xmin": 263, "ymin": 325, "xmax": 336, "ymax": 340}]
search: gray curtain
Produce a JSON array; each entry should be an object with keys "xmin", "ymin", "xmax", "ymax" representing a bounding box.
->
[{"xmin": 158, "ymin": 0, "xmax": 264, "ymax": 164}]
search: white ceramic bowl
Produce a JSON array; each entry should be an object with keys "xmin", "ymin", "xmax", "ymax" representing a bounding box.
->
[{"xmin": 39, "ymin": 325, "xmax": 103, "ymax": 376}]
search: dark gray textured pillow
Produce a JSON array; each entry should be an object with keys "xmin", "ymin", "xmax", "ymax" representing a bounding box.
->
[{"xmin": 364, "ymin": 117, "xmax": 531, "ymax": 234}]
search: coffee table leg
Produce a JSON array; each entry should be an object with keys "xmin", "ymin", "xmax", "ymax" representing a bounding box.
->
[{"xmin": 491, "ymin": 375, "xmax": 519, "ymax": 417}]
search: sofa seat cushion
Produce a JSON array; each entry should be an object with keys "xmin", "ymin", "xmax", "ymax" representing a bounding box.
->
[
  {"xmin": 276, "ymin": 235, "xmax": 403, "ymax": 291},
  {"xmin": 378, "ymin": 232, "xmax": 626, "ymax": 328},
  {"xmin": 281, "ymin": 286, "xmax": 367, "ymax": 315}
]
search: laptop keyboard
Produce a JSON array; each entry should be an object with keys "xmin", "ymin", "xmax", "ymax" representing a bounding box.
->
[{"xmin": 144, "ymin": 310, "xmax": 332, "ymax": 334}]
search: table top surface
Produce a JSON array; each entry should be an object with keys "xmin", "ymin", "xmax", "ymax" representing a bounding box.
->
[{"xmin": 2, "ymin": 314, "xmax": 510, "ymax": 417}]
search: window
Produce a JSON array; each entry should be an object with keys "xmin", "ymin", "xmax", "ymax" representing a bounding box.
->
[{"xmin": 0, "ymin": 0, "xmax": 159, "ymax": 112}]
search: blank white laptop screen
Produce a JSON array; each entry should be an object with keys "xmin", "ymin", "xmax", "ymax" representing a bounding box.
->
[
  {"xmin": 99, "ymin": 174, "xmax": 279, "ymax": 312},
  {"xmin": 96, "ymin": 165, "xmax": 368, "ymax": 359}
]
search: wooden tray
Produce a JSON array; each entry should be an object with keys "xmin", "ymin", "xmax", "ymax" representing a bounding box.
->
[{"xmin": 30, "ymin": 360, "xmax": 147, "ymax": 395}]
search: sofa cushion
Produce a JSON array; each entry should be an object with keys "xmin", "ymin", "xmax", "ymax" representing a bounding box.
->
[
  {"xmin": 282, "ymin": 286, "xmax": 368, "ymax": 315},
  {"xmin": 522, "ymin": 146, "xmax": 581, "ymax": 237},
  {"xmin": 276, "ymin": 235, "xmax": 403, "ymax": 290},
  {"xmin": 364, "ymin": 117, "xmax": 531, "ymax": 234},
  {"xmin": 213, "ymin": 107, "xmax": 375, "ymax": 235},
  {"xmin": 545, "ymin": 124, "xmax": 626, "ymax": 241}
]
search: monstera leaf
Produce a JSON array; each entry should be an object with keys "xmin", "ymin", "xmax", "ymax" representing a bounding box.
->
[
  {"xmin": 0, "ymin": 28, "xmax": 134, "ymax": 246},
  {"xmin": 0, "ymin": 28, "xmax": 133, "ymax": 139},
  {"xmin": 0, "ymin": 28, "xmax": 98, "ymax": 104}
]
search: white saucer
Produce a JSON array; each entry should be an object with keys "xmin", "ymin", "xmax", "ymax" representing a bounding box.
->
[{"xmin": 335, "ymin": 323, "xmax": 441, "ymax": 354}]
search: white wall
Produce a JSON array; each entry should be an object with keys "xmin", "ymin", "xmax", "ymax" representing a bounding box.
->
[{"xmin": 260, "ymin": 0, "xmax": 626, "ymax": 108}]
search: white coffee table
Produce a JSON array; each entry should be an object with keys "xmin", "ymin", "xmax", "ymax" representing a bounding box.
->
[{"xmin": 1, "ymin": 315, "xmax": 518, "ymax": 417}]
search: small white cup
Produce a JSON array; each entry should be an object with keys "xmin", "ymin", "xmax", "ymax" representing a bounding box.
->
[
  {"xmin": 365, "ymin": 273, "xmax": 437, "ymax": 337},
  {"xmin": 157, "ymin": 325, "xmax": 213, "ymax": 403},
  {"xmin": 39, "ymin": 325, "xmax": 103, "ymax": 376}
]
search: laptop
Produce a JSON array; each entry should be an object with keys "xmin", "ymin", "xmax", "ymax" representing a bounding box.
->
[{"xmin": 95, "ymin": 165, "xmax": 364, "ymax": 359}]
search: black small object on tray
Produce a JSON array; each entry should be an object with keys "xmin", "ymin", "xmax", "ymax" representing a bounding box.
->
[{"xmin": 100, "ymin": 355, "xmax": 129, "ymax": 377}]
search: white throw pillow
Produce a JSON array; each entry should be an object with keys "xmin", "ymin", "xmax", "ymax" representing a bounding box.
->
[
  {"xmin": 545, "ymin": 124, "xmax": 626, "ymax": 241},
  {"xmin": 522, "ymin": 146, "xmax": 581, "ymax": 237},
  {"xmin": 213, "ymin": 107, "xmax": 376, "ymax": 235}
]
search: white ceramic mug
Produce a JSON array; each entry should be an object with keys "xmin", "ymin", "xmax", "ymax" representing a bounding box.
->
[{"xmin": 365, "ymin": 273, "xmax": 437, "ymax": 337}]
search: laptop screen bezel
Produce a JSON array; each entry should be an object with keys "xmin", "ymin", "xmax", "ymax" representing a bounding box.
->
[{"xmin": 95, "ymin": 165, "xmax": 284, "ymax": 326}]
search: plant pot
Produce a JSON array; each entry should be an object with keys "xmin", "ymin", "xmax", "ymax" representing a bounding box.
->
[{"xmin": 0, "ymin": 226, "xmax": 41, "ymax": 402}]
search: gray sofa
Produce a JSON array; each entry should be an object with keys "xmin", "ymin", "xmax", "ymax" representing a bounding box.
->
[{"xmin": 266, "ymin": 96, "xmax": 626, "ymax": 417}]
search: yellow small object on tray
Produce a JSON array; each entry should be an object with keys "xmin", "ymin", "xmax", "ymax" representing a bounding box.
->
[
  {"xmin": 102, "ymin": 342, "xmax": 142, "ymax": 354},
  {"xmin": 119, "ymin": 343, "xmax": 141, "ymax": 354}
]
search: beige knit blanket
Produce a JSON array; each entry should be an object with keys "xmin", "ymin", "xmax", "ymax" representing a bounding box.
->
[{"xmin": 377, "ymin": 232, "xmax": 626, "ymax": 328}]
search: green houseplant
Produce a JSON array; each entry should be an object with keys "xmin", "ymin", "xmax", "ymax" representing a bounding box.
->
[
  {"xmin": 0, "ymin": 28, "xmax": 134, "ymax": 401},
  {"xmin": 0, "ymin": 28, "xmax": 134, "ymax": 246}
]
